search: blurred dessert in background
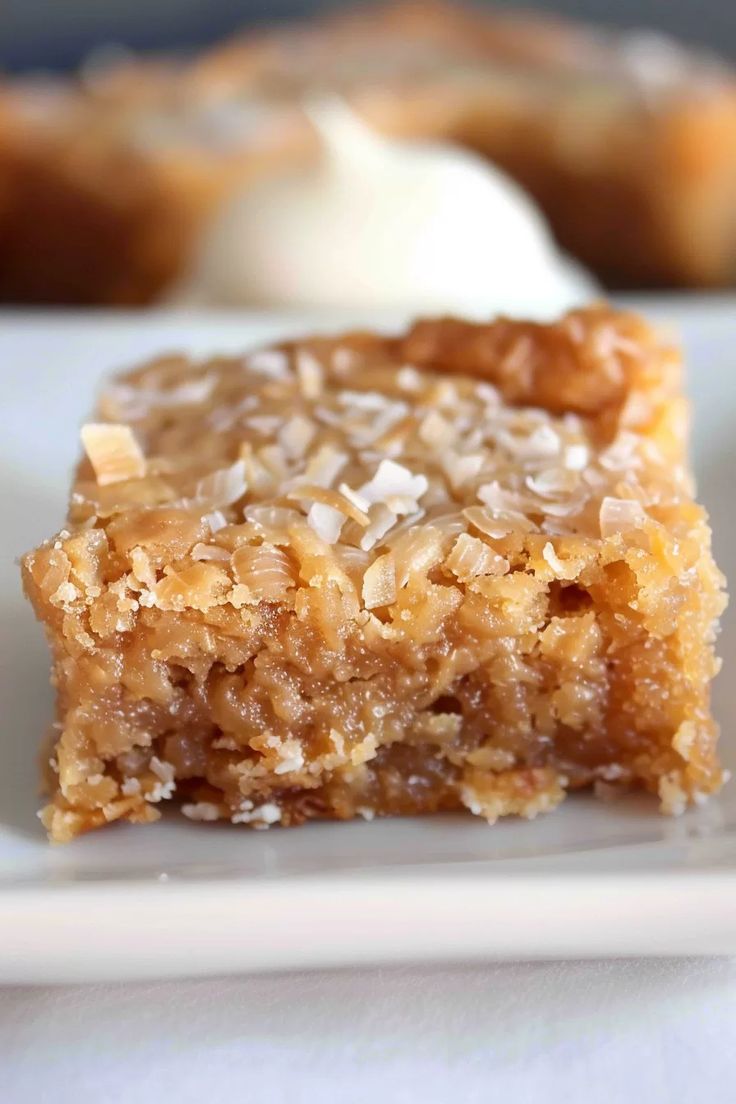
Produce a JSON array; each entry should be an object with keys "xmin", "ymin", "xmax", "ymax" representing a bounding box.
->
[
  {"xmin": 1, "ymin": 0, "xmax": 736, "ymax": 306},
  {"xmin": 178, "ymin": 98, "xmax": 594, "ymax": 316}
]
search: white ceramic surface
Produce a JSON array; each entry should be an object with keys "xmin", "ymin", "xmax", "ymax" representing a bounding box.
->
[{"xmin": 0, "ymin": 298, "xmax": 734, "ymax": 983}]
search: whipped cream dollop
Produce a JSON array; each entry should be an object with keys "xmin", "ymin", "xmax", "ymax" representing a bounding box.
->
[{"xmin": 179, "ymin": 100, "xmax": 595, "ymax": 317}]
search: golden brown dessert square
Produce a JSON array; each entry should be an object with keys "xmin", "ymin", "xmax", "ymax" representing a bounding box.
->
[{"xmin": 22, "ymin": 306, "xmax": 726, "ymax": 842}]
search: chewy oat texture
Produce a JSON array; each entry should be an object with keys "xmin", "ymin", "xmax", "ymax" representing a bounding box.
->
[{"xmin": 22, "ymin": 307, "xmax": 727, "ymax": 842}]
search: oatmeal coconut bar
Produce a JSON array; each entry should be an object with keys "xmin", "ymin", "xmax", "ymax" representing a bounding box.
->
[{"xmin": 22, "ymin": 307, "xmax": 726, "ymax": 842}]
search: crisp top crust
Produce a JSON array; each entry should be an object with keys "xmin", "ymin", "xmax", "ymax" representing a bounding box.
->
[{"xmin": 54, "ymin": 306, "xmax": 694, "ymax": 619}]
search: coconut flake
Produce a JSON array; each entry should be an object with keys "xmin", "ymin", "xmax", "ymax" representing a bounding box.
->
[
  {"xmin": 537, "ymin": 494, "xmax": 587, "ymax": 518},
  {"xmin": 204, "ymin": 509, "xmax": 228, "ymax": 533},
  {"xmin": 302, "ymin": 445, "xmax": 347, "ymax": 488},
  {"xmin": 397, "ymin": 365, "xmax": 422, "ymax": 391},
  {"xmin": 191, "ymin": 542, "xmax": 230, "ymax": 561},
  {"xmin": 564, "ymin": 443, "xmax": 590, "ymax": 471},
  {"xmin": 231, "ymin": 800, "xmax": 282, "ymax": 825},
  {"xmin": 599, "ymin": 496, "xmax": 648, "ymax": 537},
  {"xmin": 273, "ymin": 738, "xmax": 305, "ymax": 775},
  {"xmin": 80, "ymin": 423, "xmax": 145, "ymax": 486},
  {"xmin": 182, "ymin": 801, "xmax": 221, "ymax": 821},
  {"xmin": 278, "ymin": 414, "xmax": 316, "ymax": 460},
  {"xmin": 419, "ymin": 410, "xmax": 455, "ymax": 449},
  {"xmin": 362, "ymin": 553, "xmax": 397, "ymax": 609},
  {"xmin": 429, "ymin": 380, "xmax": 460, "ymax": 410},
  {"xmin": 146, "ymin": 757, "xmax": 176, "ymax": 802},
  {"xmin": 307, "ymin": 502, "xmax": 345, "ymax": 544},
  {"xmin": 103, "ymin": 376, "xmax": 216, "ymax": 420},
  {"xmin": 195, "ymin": 460, "xmax": 247, "ymax": 508},
  {"xmin": 475, "ymin": 382, "xmax": 501, "ymax": 406},
  {"xmin": 382, "ymin": 508, "xmax": 426, "ymax": 540},
  {"xmin": 599, "ymin": 431, "xmax": 642, "ymax": 472},
  {"xmin": 359, "ymin": 460, "xmax": 428, "ymax": 509},
  {"xmin": 289, "ymin": 484, "xmax": 369, "ymax": 527},
  {"xmin": 257, "ymin": 444, "xmax": 289, "ymax": 482},
  {"xmin": 360, "ymin": 503, "xmax": 398, "ymax": 551},
  {"xmin": 526, "ymin": 467, "xmax": 579, "ymax": 498},
  {"xmin": 498, "ymin": 422, "xmax": 560, "ymax": 461},
  {"xmin": 442, "ymin": 451, "xmax": 485, "ymax": 491},
  {"xmin": 338, "ymin": 482, "xmax": 371, "ymax": 514},
  {"xmin": 246, "ymin": 348, "xmax": 290, "ymax": 378},
  {"xmin": 349, "ymin": 402, "xmax": 408, "ymax": 447},
  {"xmin": 476, "ymin": 481, "xmax": 538, "ymax": 529},
  {"xmin": 338, "ymin": 390, "xmax": 391, "ymax": 412},
  {"xmin": 461, "ymin": 506, "xmax": 513, "ymax": 540},
  {"xmin": 208, "ymin": 395, "xmax": 259, "ymax": 433},
  {"xmin": 541, "ymin": 541, "xmax": 569, "ymax": 577},
  {"xmin": 390, "ymin": 525, "xmax": 447, "ymax": 587},
  {"xmin": 244, "ymin": 504, "xmax": 302, "ymax": 537},
  {"xmin": 246, "ymin": 415, "xmax": 283, "ymax": 435},
  {"xmin": 446, "ymin": 533, "xmax": 509, "ymax": 582},
  {"xmin": 295, "ymin": 350, "xmax": 324, "ymax": 399},
  {"xmin": 130, "ymin": 546, "xmax": 156, "ymax": 589}
]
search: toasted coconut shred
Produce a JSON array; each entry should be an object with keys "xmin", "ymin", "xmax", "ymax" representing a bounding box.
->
[
  {"xmin": 21, "ymin": 307, "xmax": 727, "ymax": 842},
  {"xmin": 80, "ymin": 423, "xmax": 146, "ymax": 486}
]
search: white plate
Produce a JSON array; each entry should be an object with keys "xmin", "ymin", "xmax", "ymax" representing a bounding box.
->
[{"xmin": 1, "ymin": 298, "xmax": 734, "ymax": 982}]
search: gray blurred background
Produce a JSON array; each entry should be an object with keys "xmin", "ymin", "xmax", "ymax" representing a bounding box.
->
[{"xmin": 2, "ymin": 0, "xmax": 735, "ymax": 72}]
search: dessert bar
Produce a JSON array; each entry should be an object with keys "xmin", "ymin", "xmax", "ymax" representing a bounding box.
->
[{"xmin": 22, "ymin": 307, "xmax": 727, "ymax": 841}]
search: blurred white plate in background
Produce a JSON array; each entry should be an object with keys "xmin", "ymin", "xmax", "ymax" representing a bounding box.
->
[{"xmin": 0, "ymin": 297, "xmax": 734, "ymax": 982}]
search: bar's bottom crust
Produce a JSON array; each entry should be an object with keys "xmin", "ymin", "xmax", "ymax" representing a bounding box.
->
[
  {"xmin": 39, "ymin": 728, "xmax": 723, "ymax": 844},
  {"xmin": 41, "ymin": 742, "xmax": 576, "ymax": 842}
]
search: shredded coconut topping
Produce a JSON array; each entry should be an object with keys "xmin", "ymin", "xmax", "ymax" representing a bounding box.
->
[{"xmin": 66, "ymin": 317, "xmax": 686, "ymax": 619}]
